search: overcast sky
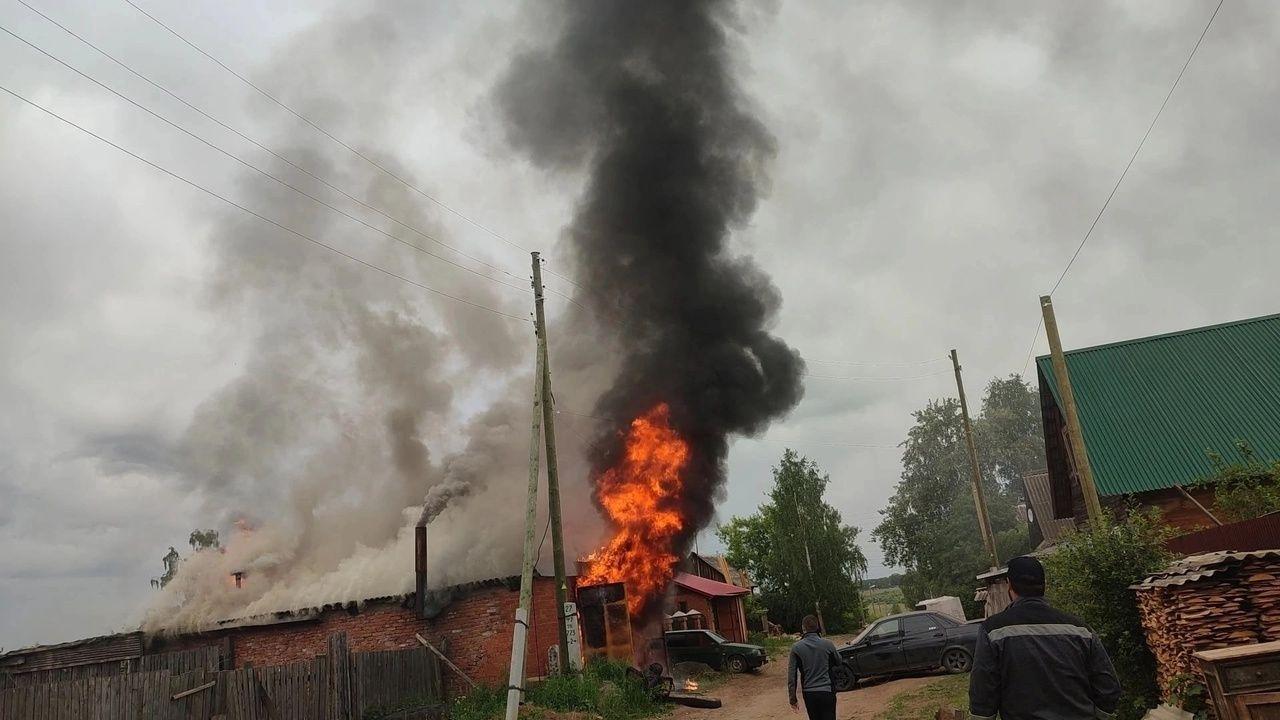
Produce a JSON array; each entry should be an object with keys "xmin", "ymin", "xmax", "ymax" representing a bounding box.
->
[{"xmin": 2, "ymin": 0, "xmax": 1278, "ymax": 651}]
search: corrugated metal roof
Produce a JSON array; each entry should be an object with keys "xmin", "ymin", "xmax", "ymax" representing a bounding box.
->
[
  {"xmin": 1037, "ymin": 314, "xmax": 1280, "ymax": 496},
  {"xmin": 672, "ymin": 572, "xmax": 750, "ymax": 598},
  {"xmin": 1131, "ymin": 549, "xmax": 1280, "ymax": 589},
  {"xmin": 0, "ymin": 632, "xmax": 144, "ymax": 673},
  {"xmin": 1023, "ymin": 472, "xmax": 1076, "ymax": 544}
]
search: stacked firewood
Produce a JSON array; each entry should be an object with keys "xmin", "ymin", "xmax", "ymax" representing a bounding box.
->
[
  {"xmin": 1136, "ymin": 585, "xmax": 1193, "ymax": 694},
  {"xmin": 1243, "ymin": 559, "xmax": 1280, "ymax": 638},
  {"xmin": 1134, "ymin": 552, "xmax": 1280, "ymax": 699}
]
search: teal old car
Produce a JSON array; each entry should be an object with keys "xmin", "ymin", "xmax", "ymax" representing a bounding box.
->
[{"xmin": 664, "ymin": 629, "xmax": 768, "ymax": 673}]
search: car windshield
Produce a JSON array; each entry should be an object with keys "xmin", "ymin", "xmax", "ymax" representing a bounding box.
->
[{"xmin": 705, "ymin": 631, "xmax": 728, "ymax": 644}]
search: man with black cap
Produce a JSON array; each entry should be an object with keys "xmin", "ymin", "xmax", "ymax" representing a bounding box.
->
[{"xmin": 969, "ymin": 555, "xmax": 1121, "ymax": 720}]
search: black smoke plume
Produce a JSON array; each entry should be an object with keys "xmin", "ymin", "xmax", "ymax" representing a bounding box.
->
[{"xmin": 497, "ymin": 1, "xmax": 805, "ymax": 560}]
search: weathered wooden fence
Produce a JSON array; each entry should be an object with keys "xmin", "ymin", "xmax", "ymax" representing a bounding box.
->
[{"xmin": 0, "ymin": 633, "xmax": 441, "ymax": 720}]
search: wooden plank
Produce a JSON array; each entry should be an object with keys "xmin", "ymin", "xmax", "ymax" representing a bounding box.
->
[
  {"xmin": 173, "ymin": 678, "xmax": 218, "ymax": 701},
  {"xmin": 414, "ymin": 634, "xmax": 474, "ymax": 689},
  {"xmin": 326, "ymin": 633, "xmax": 351, "ymax": 720}
]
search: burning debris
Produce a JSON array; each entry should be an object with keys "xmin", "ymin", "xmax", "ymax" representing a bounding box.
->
[{"xmin": 498, "ymin": 0, "xmax": 805, "ymax": 615}]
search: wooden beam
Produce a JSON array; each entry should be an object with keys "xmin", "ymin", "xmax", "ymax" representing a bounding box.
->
[
  {"xmin": 415, "ymin": 634, "xmax": 476, "ymax": 689},
  {"xmin": 170, "ymin": 680, "xmax": 216, "ymax": 701},
  {"xmin": 1175, "ymin": 484, "xmax": 1223, "ymax": 526}
]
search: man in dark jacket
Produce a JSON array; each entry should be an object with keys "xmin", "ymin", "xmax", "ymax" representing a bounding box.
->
[
  {"xmin": 969, "ymin": 556, "xmax": 1122, "ymax": 720},
  {"xmin": 788, "ymin": 615, "xmax": 841, "ymax": 720}
]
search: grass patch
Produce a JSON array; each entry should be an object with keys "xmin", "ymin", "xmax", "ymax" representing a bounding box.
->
[
  {"xmin": 878, "ymin": 675, "xmax": 969, "ymax": 720},
  {"xmin": 448, "ymin": 685, "xmax": 506, "ymax": 720},
  {"xmin": 448, "ymin": 660, "xmax": 668, "ymax": 720}
]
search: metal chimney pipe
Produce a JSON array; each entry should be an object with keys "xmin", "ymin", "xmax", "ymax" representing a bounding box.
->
[{"xmin": 415, "ymin": 521, "xmax": 428, "ymax": 618}]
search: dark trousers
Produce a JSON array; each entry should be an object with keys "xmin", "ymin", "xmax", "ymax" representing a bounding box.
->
[{"xmin": 803, "ymin": 691, "xmax": 836, "ymax": 720}]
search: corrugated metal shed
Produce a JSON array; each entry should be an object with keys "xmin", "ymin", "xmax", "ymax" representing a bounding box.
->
[
  {"xmin": 1166, "ymin": 512, "xmax": 1280, "ymax": 556},
  {"xmin": 1037, "ymin": 313, "xmax": 1280, "ymax": 496},
  {"xmin": 1023, "ymin": 472, "xmax": 1076, "ymax": 545}
]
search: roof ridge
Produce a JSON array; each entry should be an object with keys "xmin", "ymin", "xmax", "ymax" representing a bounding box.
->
[{"xmin": 1035, "ymin": 312, "xmax": 1280, "ymax": 362}]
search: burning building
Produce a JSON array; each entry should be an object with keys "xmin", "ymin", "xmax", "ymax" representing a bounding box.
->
[{"xmin": 498, "ymin": 0, "xmax": 805, "ymax": 625}]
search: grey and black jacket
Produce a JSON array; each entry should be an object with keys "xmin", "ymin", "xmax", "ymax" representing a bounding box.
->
[
  {"xmin": 969, "ymin": 596, "xmax": 1121, "ymax": 720},
  {"xmin": 788, "ymin": 632, "xmax": 842, "ymax": 703}
]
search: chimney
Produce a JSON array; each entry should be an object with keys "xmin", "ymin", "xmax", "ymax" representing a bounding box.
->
[{"xmin": 414, "ymin": 520, "xmax": 427, "ymax": 618}]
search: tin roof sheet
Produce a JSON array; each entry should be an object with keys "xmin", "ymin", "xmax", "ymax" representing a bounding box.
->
[{"xmin": 1037, "ymin": 314, "xmax": 1280, "ymax": 496}]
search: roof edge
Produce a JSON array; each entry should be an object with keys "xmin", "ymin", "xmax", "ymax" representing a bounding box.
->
[{"xmin": 1035, "ymin": 312, "xmax": 1280, "ymax": 363}]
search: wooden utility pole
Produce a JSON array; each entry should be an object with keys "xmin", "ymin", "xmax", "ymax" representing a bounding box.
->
[
  {"xmin": 504, "ymin": 349, "xmax": 544, "ymax": 720},
  {"xmin": 1040, "ymin": 296, "xmax": 1104, "ymax": 521},
  {"xmin": 950, "ymin": 349, "xmax": 999, "ymax": 570},
  {"xmin": 531, "ymin": 252, "xmax": 571, "ymax": 675}
]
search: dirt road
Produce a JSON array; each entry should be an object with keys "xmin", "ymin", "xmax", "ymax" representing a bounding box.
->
[{"xmin": 669, "ymin": 657, "xmax": 940, "ymax": 720}]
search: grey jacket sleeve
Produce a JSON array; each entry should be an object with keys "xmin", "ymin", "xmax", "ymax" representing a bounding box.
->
[
  {"xmin": 1088, "ymin": 633, "xmax": 1122, "ymax": 718},
  {"xmin": 968, "ymin": 629, "xmax": 1000, "ymax": 720},
  {"xmin": 788, "ymin": 649, "xmax": 800, "ymax": 703}
]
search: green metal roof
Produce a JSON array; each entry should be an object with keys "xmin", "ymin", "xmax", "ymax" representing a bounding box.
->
[{"xmin": 1037, "ymin": 313, "xmax": 1280, "ymax": 496}]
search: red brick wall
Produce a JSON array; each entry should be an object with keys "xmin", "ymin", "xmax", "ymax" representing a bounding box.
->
[{"xmin": 154, "ymin": 577, "xmax": 569, "ymax": 698}]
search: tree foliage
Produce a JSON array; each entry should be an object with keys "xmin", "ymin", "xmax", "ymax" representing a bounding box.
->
[
  {"xmin": 1043, "ymin": 510, "xmax": 1174, "ymax": 720},
  {"xmin": 1195, "ymin": 441, "xmax": 1280, "ymax": 523},
  {"xmin": 873, "ymin": 375, "xmax": 1041, "ymax": 616},
  {"xmin": 718, "ymin": 450, "xmax": 868, "ymax": 632}
]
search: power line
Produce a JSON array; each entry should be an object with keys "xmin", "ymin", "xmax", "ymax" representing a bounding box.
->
[
  {"xmin": 1049, "ymin": 0, "xmax": 1223, "ymax": 295},
  {"xmin": 1019, "ymin": 0, "xmax": 1223, "ymax": 370},
  {"xmin": 0, "ymin": 81, "xmax": 532, "ymax": 323},
  {"xmin": 118, "ymin": 0, "xmax": 589, "ymax": 294},
  {"xmin": 555, "ymin": 408, "xmax": 900, "ymax": 450},
  {"xmin": 16, "ymin": 0, "xmax": 532, "ymax": 290},
  {"xmin": 804, "ymin": 356, "xmax": 949, "ymax": 367},
  {"xmin": 802, "ymin": 369, "xmax": 953, "ymax": 381},
  {"xmin": 0, "ymin": 22, "xmax": 533, "ymax": 298}
]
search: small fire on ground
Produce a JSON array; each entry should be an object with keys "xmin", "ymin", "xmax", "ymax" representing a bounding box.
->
[
  {"xmin": 580, "ymin": 403, "xmax": 691, "ymax": 614},
  {"xmin": 683, "ymin": 678, "xmax": 699, "ymax": 692}
]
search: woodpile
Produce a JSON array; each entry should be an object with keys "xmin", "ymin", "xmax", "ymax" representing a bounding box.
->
[{"xmin": 1134, "ymin": 551, "xmax": 1280, "ymax": 698}]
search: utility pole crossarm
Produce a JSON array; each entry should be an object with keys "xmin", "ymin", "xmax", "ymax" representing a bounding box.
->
[{"xmin": 951, "ymin": 349, "xmax": 1000, "ymax": 570}]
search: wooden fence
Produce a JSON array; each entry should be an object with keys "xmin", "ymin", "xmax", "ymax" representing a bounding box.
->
[{"xmin": 0, "ymin": 633, "xmax": 441, "ymax": 720}]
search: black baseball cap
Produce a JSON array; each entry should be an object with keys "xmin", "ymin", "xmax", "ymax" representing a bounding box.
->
[{"xmin": 1007, "ymin": 556, "xmax": 1046, "ymax": 596}]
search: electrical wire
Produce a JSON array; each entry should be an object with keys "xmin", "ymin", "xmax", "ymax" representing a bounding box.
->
[
  {"xmin": 16, "ymin": 0, "xmax": 532, "ymax": 290},
  {"xmin": 0, "ymin": 23, "xmax": 533, "ymax": 298},
  {"xmin": 802, "ymin": 369, "xmax": 953, "ymax": 381},
  {"xmin": 1019, "ymin": 0, "xmax": 1223, "ymax": 370},
  {"xmin": 1049, "ymin": 0, "xmax": 1223, "ymax": 296},
  {"xmin": 119, "ymin": 0, "xmax": 589, "ymax": 294},
  {"xmin": 0, "ymin": 81, "xmax": 532, "ymax": 323},
  {"xmin": 804, "ymin": 356, "xmax": 949, "ymax": 367}
]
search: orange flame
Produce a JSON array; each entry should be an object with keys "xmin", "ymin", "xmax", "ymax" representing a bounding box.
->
[{"xmin": 581, "ymin": 403, "xmax": 690, "ymax": 614}]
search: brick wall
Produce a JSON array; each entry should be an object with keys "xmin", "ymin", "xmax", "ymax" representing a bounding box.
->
[{"xmin": 154, "ymin": 577, "xmax": 569, "ymax": 698}]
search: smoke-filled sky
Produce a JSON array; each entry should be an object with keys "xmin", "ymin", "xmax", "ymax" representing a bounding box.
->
[{"xmin": 2, "ymin": 0, "xmax": 1278, "ymax": 649}]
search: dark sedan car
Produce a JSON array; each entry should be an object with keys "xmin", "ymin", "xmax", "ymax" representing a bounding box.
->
[
  {"xmin": 664, "ymin": 629, "xmax": 768, "ymax": 673},
  {"xmin": 832, "ymin": 611, "xmax": 980, "ymax": 692}
]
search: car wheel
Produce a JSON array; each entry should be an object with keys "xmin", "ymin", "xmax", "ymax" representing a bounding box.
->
[
  {"xmin": 832, "ymin": 664, "xmax": 857, "ymax": 692},
  {"xmin": 727, "ymin": 655, "xmax": 748, "ymax": 673},
  {"xmin": 943, "ymin": 648, "xmax": 972, "ymax": 674}
]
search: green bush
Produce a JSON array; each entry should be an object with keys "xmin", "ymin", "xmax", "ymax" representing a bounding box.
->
[
  {"xmin": 1042, "ymin": 509, "xmax": 1173, "ymax": 720},
  {"xmin": 1196, "ymin": 442, "xmax": 1280, "ymax": 523}
]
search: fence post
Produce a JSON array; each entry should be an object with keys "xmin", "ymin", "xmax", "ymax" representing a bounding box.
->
[{"xmin": 327, "ymin": 632, "xmax": 352, "ymax": 720}]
